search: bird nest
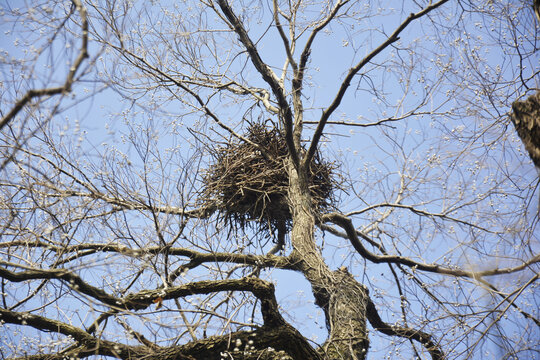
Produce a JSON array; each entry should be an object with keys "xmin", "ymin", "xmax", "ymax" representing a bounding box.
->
[{"xmin": 202, "ymin": 122, "xmax": 337, "ymax": 237}]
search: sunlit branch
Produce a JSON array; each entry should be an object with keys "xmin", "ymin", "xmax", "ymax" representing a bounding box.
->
[
  {"xmin": 0, "ymin": 263, "xmax": 122, "ymax": 308},
  {"xmin": 215, "ymin": 0, "xmax": 299, "ymax": 167},
  {"xmin": 162, "ymin": 76, "xmax": 279, "ymax": 114},
  {"xmin": 0, "ymin": 275, "xmax": 318, "ymax": 359},
  {"xmin": 273, "ymin": 0, "xmax": 297, "ymax": 72},
  {"xmin": 323, "ymin": 212, "xmax": 540, "ymax": 278},
  {"xmin": 0, "ymin": 0, "xmax": 89, "ymax": 131},
  {"xmin": 0, "ymin": 262, "xmax": 287, "ymax": 316},
  {"xmin": 475, "ymin": 275, "xmax": 540, "ymax": 327},
  {"xmin": 109, "ymin": 45, "xmax": 269, "ymax": 157},
  {"xmin": 296, "ymin": 0, "xmax": 350, "ymax": 89},
  {"xmin": 464, "ymin": 273, "xmax": 540, "ymax": 358},
  {"xmin": 293, "ymin": 0, "xmax": 350, "ymax": 151},
  {"xmin": 360, "ymin": 169, "xmax": 407, "ymax": 235},
  {"xmin": 2, "ymin": 187, "xmax": 213, "ymax": 221},
  {"xmin": 116, "ymin": 318, "xmax": 160, "ymax": 349},
  {"xmin": 346, "ymin": 202, "xmax": 497, "ymax": 234},
  {"xmin": 0, "ymin": 242, "xmax": 295, "ymax": 270},
  {"xmin": 1, "ymin": 1, "xmax": 537, "ymax": 358},
  {"xmin": 0, "ymin": 308, "xmax": 134, "ymax": 358},
  {"xmin": 366, "ymin": 297, "xmax": 444, "ymax": 360},
  {"xmin": 304, "ymin": 0, "xmax": 450, "ymax": 166},
  {"xmin": 320, "ymin": 219, "xmax": 539, "ymax": 326},
  {"xmin": 303, "ymin": 111, "xmax": 451, "ymax": 127}
]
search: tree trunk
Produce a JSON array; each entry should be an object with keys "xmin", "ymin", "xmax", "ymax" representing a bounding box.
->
[
  {"xmin": 287, "ymin": 161, "xmax": 370, "ymax": 359},
  {"xmin": 511, "ymin": 91, "xmax": 540, "ymax": 170}
]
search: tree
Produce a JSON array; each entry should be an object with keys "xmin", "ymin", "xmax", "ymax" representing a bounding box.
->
[
  {"xmin": 510, "ymin": 91, "xmax": 540, "ymax": 170},
  {"xmin": 0, "ymin": 0, "xmax": 538, "ymax": 359}
]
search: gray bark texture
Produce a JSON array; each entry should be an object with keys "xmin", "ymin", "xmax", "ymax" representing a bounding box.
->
[
  {"xmin": 511, "ymin": 91, "xmax": 540, "ymax": 169},
  {"xmin": 287, "ymin": 160, "xmax": 370, "ymax": 359}
]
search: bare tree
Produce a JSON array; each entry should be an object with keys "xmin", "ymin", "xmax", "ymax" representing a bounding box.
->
[{"xmin": 0, "ymin": 1, "xmax": 538, "ymax": 359}]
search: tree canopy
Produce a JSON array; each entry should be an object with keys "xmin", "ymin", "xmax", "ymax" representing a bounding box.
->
[{"xmin": 0, "ymin": 1, "xmax": 538, "ymax": 359}]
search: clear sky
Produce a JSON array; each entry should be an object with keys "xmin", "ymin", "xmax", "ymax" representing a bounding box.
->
[{"xmin": 0, "ymin": 0, "xmax": 538, "ymax": 358}]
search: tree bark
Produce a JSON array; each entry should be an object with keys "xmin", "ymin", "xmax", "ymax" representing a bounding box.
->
[
  {"xmin": 510, "ymin": 91, "xmax": 540, "ymax": 170},
  {"xmin": 287, "ymin": 160, "xmax": 370, "ymax": 359}
]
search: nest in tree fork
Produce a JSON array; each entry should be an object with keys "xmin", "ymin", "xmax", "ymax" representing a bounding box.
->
[{"xmin": 203, "ymin": 123, "xmax": 336, "ymax": 236}]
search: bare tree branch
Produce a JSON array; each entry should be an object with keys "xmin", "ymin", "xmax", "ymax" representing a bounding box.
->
[
  {"xmin": 0, "ymin": 277, "xmax": 321, "ymax": 359},
  {"xmin": 1, "ymin": 1, "xmax": 537, "ymax": 358},
  {"xmin": 215, "ymin": 0, "xmax": 299, "ymax": 167},
  {"xmin": 0, "ymin": 242, "xmax": 295, "ymax": 271},
  {"xmin": 323, "ymin": 212, "xmax": 540, "ymax": 279},
  {"xmin": 366, "ymin": 297, "xmax": 444, "ymax": 360},
  {"xmin": 0, "ymin": 0, "xmax": 88, "ymax": 131},
  {"xmin": 304, "ymin": 0, "xmax": 450, "ymax": 166}
]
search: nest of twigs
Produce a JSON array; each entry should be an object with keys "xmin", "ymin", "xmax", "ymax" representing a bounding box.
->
[{"xmin": 203, "ymin": 122, "xmax": 337, "ymax": 237}]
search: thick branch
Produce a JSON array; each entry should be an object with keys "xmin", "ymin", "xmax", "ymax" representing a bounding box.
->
[
  {"xmin": 6, "ymin": 318, "xmax": 316, "ymax": 360},
  {"xmin": 322, "ymin": 221, "xmax": 540, "ymax": 327},
  {"xmin": 0, "ymin": 263, "xmax": 290, "ymax": 325},
  {"xmin": 0, "ymin": 263, "xmax": 121, "ymax": 308},
  {"xmin": 1, "ymin": 277, "xmax": 320, "ymax": 359},
  {"xmin": 510, "ymin": 90, "xmax": 540, "ymax": 169},
  {"xmin": 323, "ymin": 212, "xmax": 540, "ymax": 278},
  {"xmin": 0, "ymin": 307, "xmax": 141, "ymax": 359}
]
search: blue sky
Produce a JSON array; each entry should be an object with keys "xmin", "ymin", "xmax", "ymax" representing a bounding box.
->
[{"xmin": 0, "ymin": 0, "xmax": 539, "ymax": 358}]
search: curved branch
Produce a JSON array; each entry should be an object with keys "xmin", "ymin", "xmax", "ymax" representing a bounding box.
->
[
  {"xmin": 346, "ymin": 202, "xmax": 497, "ymax": 234},
  {"xmin": 108, "ymin": 44, "xmax": 267, "ymax": 156},
  {"xmin": 295, "ymin": 0, "xmax": 349, "ymax": 95},
  {"xmin": 3, "ymin": 310, "xmax": 316, "ymax": 360},
  {"xmin": 0, "ymin": 0, "xmax": 89, "ymax": 131},
  {"xmin": 0, "ymin": 307, "xmax": 142, "ymax": 359},
  {"xmin": 366, "ymin": 297, "xmax": 444, "ymax": 360},
  {"xmin": 0, "ymin": 263, "xmax": 121, "ymax": 308},
  {"xmin": 304, "ymin": 0, "xmax": 450, "ymax": 166},
  {"xmin": 0, "ymin": 263, "xmax": 292, "ymax": 322},
  {"xmin": 323, "ymin": 212, "xmax": 540, "ymax": 278},
  {"xmin": 0, "ymin": 277, "xmax": 321, "ymax": 360},
  {"xmin": 273, "ymin": 0, "xmax": 297, "ymax": 72},
  {"xmin": 2, "ymin": 175, "xmax": 214, "ymax": 220},
  {"xmin": 321, "ymin": 221, "xmax": 540, "ymax": 326}
]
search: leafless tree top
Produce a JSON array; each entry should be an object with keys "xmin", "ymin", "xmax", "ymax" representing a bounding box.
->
[{"xmin": 0, "ymin": 1, "xmax": 538, "ymax": 359}]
